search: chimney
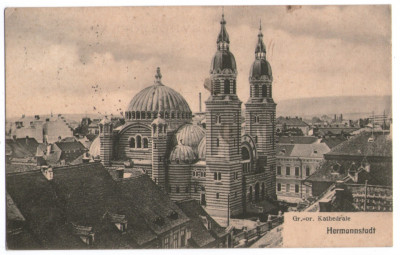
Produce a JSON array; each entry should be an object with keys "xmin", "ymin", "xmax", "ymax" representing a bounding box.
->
[
  {"xmin": 41, "ymin": 166, "xmax": 53, "ymax": 180},
  {"xmin": 22, "ymin": 114, "xmax": 25, "ymax": 118},
  {"xmin": 82, "ymin": 152, "xmax": 90, "ymax": 163},
  {"xmin": 334, "ymin": 114, "xmax": 337, "ymax": 121},
  {"xmin": 116, "ymin": 168, "xmax": 124, "ymax": 179},
  {"xmin": 199, "ymin": 92, "xmax": 202, "ymax": 112}
]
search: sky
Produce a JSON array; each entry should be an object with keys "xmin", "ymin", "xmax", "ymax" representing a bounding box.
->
[{"xmin": 5, "ymin": 5, "xmax": 391, "ymax": 118}]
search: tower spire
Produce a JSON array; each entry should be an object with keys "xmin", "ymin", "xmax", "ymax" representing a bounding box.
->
[
  {"xmin": 217, "ymin": 10, "xmax": 230, "ymax": 50},
  {"xmin": 255, "ymin": 20, "xmax": 266, "ymax": 59}
]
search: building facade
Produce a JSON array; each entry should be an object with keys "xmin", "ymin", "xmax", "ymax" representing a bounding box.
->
[
  {"xmin": 275, "ymin": 143, "xmax": 330, "ymax": 203},
  {"xmin": 97, "ymin": 15, "xmax": 277, "ymax": 218}
]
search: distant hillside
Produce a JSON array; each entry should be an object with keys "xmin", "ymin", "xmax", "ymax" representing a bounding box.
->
[{"xmin": 276, "ymin": 95, "xmax": 392, "ymax": 120}]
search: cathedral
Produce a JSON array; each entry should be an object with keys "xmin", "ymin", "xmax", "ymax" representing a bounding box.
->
[{"xmin": 97, "ymin": 14, "xmax": 277, "ymax": 218}]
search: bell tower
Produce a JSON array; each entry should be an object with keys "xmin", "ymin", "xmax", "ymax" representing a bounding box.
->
[
  {"xmin": 245, "ymin": 23, "xmax": 277, "ymax": 198},
  {"xmin": 205, "ymin": 14, "xmax": 243, "ymax": 218}
]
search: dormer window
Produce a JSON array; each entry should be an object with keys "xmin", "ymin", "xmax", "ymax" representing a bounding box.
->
[
  {"xmin": 108, "ymin": 213, "xmax": 128, "ymax": 233},
  {"xmin": 72, "ymin": 223, "xmax": 95, "ymax": 245},
  {"xmin": 168, "ymin": 211, "xmax": 179, "ymax": 220}
]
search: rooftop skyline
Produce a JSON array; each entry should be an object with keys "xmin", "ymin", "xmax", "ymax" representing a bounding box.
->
[{"xmin": 5, "ymin": 6, "xmax": 391, "ymax": 118}]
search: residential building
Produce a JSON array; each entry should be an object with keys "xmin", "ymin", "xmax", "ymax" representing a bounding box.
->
[
  {"xmin": 275, "ymin": 143, "xmax": 330, "ymax": 203},
  {"xmin": 304, "ymin": 131, "xmax": 392, "ymax": 212}
]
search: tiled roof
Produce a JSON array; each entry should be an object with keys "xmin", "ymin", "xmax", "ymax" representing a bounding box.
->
[
  {"xmin": 305, "ymin": 159, "xmax": 392, "ymax": 186},
  {"xmin": 176, "ymin": 200, "xmax": 226, "ymax": 248},
  {"xmin": 276, "ymin": 136, "xmax": 318, "ymax": 144},
  {"xmin": 290, "ymin": 143, "xmax": 331, "ymax": 158},
  {"xmin": 55, "ymin": 141, "xmax": 86, "ymax": 152},
  {"xmin": 6, "ymin": 138, "xmax": 39, "ymax": 158},
  {"xmin": 116, "ymin": 175, "xmax": 190, "ymax": 236},
  {"xmin": 275, "ymin": 144, "xmax": 295, "ymax": 157},
  {"xmin": 321, "ymin": 136, "xmax": 347, "ymax": 149},
  {"xmin": 316, "ymin": 127, "xmax": 359, "ymax": 136},
  {"xmin": 6, "ymin": 163, "xmax": 189, "ymax": 249},
  {"xmin": 327, "ymin": 131, "xmax": 392, "ymax": 158},
  {"xmin": 277, "ymin": 117, "xmax": 309, "ymax": 127},
  {"xmin": 6, "ymin": 170, "xmax": 85, "ymax": 249},
  {"xmin": 6, "ymin": 163, "xmax": 38, "ymax": 174}
]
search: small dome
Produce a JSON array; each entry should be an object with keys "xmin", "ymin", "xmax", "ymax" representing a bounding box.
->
[
  {"xmin": 210, "ymin": 51, "xmax": 237, "ymax": 73},
  {"xmin": 249, "ymin": 59, "xmax": 272, "ymax": 80},
  {"xmin": 89, "ymin": 137, "xmax": 100, "ymax": 158},
  {"xmin": 198, "ymin": 137, "xmax": 206, "ymax": 160},
  {"xmin": 174, "ymin": 124, "xmax": 205, "ymax": 153},
  {"xmin": 169, "ymin": 144, "xmax": 197, "ymax": 163}
]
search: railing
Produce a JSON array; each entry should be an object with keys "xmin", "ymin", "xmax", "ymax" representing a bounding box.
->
[{"xmin": 233, "ymin": 212, "xmax": 284, "ymax": 247}]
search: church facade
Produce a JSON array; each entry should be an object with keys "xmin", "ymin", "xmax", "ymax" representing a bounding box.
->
[{"xmin": 97, "ymin": 15, "xmax": 277, "ymax": 218}]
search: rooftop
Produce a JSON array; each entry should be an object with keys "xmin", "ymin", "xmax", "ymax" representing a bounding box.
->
[
  {"xmin": 327, "ymin": 131, "xmax": 392, "ymax": 158},
  {"xmin": 6, "ymin": 162, "xmax": 189, "ymax": 249},
  {"xmin": 176, "ymin": 200, "xmax": 226, "ymax": 248},
  {"xmin": 276, "ymin": 136, "xmax": 318, "ymax": 144}
]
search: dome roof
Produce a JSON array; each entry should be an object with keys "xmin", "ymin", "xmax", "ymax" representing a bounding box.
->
[
  {"xmin": 198, "ymin": 137, "xmax": 206, "ymax": 160},
  {"xmin": 249, "ymin": 59, "xmax": 272, "ymax": 80},
  {"xmin": 210, "ymin": 51, "xmax": 237, "ymax": 73},
  {"xmin": 169, "ymin": 144, "xmax": 197, "ymax": 163},
  {"xmin": 89, "ymin": 137, "xmax": 100, "ymax": 158},
  {"xmin": 174, "ymin": 124, "xmax": 205, "ymax": 153},
  {"xmin": 126, "ymin": 68, "xmax": 191, "ymax": 113}
]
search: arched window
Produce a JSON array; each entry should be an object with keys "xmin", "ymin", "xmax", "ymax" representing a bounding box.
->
[
  {"xmin": 171, "ymin": 112, "xmax": 175, "ymax": 119},
  {"xmin": 216, "ymin": 138, "xmax": 220, "ymax": 147},
  {"xmin": 255, "ymin": 136, "xmax": 258, "ymax": 143},
  {"xmin": 141, "ymin": 111, "xmax": 146, "ymax": 119},
  {"xmin": 136, "ymin": 135, "xmax": 142, "ymax": 148},
  {"xmin": 224, "ymin": 79, "xmax": 230, "ymax": 94},
  {"xmin": 233, "ymin": 80, "xmax": 236, "ymax": 94},
  {"xmin": 132, "ymin": 111, "xmax": 136, "ymax": 119},
  {"xmin": 128, "ymin": 111, "xmax": 132, "ymax": 119},
  {"xmin": 125, "ymin": 112, "xmax": 129, "ymax": 119},
  {"xmin": 153, "ymin": 125, "xmax": 156, "ymax": 134},
  {"xmin": 136, "ymin": 111, "xmax": 140, "ymax": 119},
  {"xmin": 147, "ymin": 112, "xmax": 151, "ymax": 119},
  {"xmin": 254, "ymin": 85, "xmax": 259, "ymax": 97},
  {"xmin": 143, "ymin": 138, "xmax": 149, "ymax": 148},
  {"xmin": 262, "ymin": 84, "xmax": 267, "ymax": 97},
  {"xmin": 129, "ymin": 137, "xmax": 135, "ymax": 148},
  {"xmin": 216, "ymin": 115, "xmax": 221, "ymax": 124},
  {"xmin": 214, "ymin": 81, "xmax": 220, "ymax": 95}
]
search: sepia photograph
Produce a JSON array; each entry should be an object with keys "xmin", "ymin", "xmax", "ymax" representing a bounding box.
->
[{"xmin": 2, "ymin": 1, "xmax": 396, "ymax": 251}]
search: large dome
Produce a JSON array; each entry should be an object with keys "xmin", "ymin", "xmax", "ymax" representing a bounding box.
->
[
  {"xmin": 249, "ymin": 59, "xmax": 272, "ymax": 80},
  {"xmin": 210, "ymin": 51, "xmax": 237, "ymax": 74},
  {"xmin": 174, "ymin": 124, "xmax": 205, "ymax": 154},
  {"xmin": 126, "ymin": 68, "xmax": 191, "ymax": 114}
]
